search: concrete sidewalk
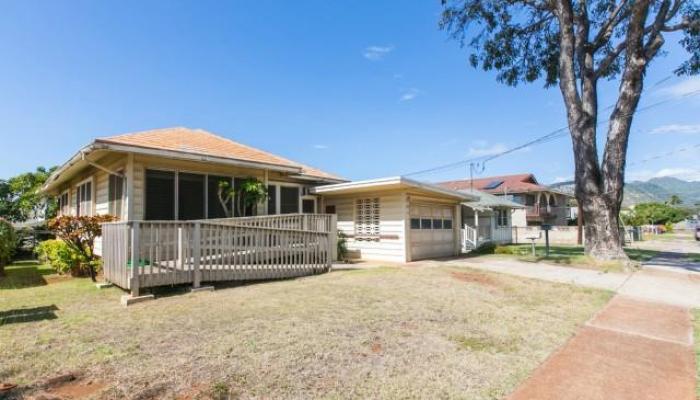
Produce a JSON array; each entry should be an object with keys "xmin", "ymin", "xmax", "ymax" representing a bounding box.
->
[
  {"xmin": 441, "ymin": 257, "xmax": 700, "ymax": 308},
  {"xmin": 508, "ymin": 296, "xmax": 695, "ymax": 400}
]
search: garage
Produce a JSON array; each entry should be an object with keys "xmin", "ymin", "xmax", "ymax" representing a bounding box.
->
[{"xmin": 409, "ymin": 202, "xmax": 457, "ymax": 260}]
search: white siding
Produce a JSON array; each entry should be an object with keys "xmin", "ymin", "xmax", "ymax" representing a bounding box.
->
[{"xmin": 326, "ymin": 192, "xmax": 407, "ymax": 263}]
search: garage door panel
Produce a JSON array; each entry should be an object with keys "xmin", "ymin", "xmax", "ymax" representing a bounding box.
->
[{"xmin": 410, "ymin": 203, "xmax": 456, "ymax": 260}]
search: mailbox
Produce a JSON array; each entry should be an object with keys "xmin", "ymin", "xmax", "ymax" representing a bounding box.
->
[{"xmin": 541, "ymin": 224, "xmax": 552, "ymax": 231}]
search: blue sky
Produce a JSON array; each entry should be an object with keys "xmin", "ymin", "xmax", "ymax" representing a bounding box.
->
[{"xmin": 1, "ymin": 1, "xmax": 699, "ymax": 184}]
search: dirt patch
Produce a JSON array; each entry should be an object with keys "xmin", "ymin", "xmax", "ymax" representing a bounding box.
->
[
  {"xmin": 370, "ymin": 340, "xmax": 382, "ymax": 354},
  {"xmin": 450, "ymin": 271, "xmax": 502, "ymax": 288},
  {"xmin": 44, "ymin": 275, "xmax": 73, "ymax": 285},
  {"xmin": 47, "ymin": 380, "xmax": 106, "ymax": 399}
]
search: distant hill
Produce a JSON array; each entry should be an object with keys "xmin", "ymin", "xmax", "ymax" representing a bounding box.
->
[{"xmin": 547, "ymin": 177, "xmax": 700, "ymax": 207}]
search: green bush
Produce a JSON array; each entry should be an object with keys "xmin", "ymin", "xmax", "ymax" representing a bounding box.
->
[
  {"xmin": 494, "ymin": 245, "xmax": 530, "ymax": 256},
  {"xmin": 34, "ymin": 239, "xmax": 84, "ymax": 275},
  {"xmin": 0, "ymin": 218, "xmax": 16, "ymax": 274},
  {"xmin": 470, "ymin": 242, "xmax": 496, "ymax": 255}
]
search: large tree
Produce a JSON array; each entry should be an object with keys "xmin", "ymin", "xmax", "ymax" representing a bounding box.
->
[
  {"xmin": 440, "ymin": 0, "xmax": 700, "ymax": 260},
  {"xmin": 0, "ymin": 166, "xmax": 57, "ymax": 222}
]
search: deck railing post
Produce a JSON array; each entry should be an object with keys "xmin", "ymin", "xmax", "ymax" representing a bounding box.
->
[
  {"xmin": 130, "ymin": 222, "xmax": 140, "ymax": 297},
  {"xmin": 193, "ymin": 222, "xmax": 201, "ymax": 288},
  {"xmin": 329, "ymin": 214, "xmax": 337, "ymax": 265},
  {"xmin": 177, "ymin": 227, "xmax": 183, "ymax": 269}
]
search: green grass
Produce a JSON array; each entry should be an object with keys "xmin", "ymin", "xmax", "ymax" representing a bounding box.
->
[{"xmin": 0, "ymin": 261, "xmax": 612, "ymax": 399}]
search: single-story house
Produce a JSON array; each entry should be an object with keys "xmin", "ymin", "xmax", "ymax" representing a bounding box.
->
[
  {"xmin": 40, "ymin": 127, "xmax": 496, "ymax": 297},
  {"xmin": 439, "ymin": 173, "xmax": 575, "ymax": 227}
]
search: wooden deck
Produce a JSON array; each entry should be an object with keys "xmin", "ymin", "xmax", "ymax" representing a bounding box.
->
[{"xmin": 102, "ymin": 214, "xmax": 337, "ymax": 295}]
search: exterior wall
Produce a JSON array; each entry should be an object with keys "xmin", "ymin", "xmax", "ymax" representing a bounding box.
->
[
  {"xmin": 324, "ymin": 191, "xmax": 408, "ymax": 263},
  {"xmin": 511, "ymin": 208, "xmax": 528, "ymax": 227}
]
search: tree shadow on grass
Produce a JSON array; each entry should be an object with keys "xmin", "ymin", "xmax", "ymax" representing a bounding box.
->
[
  {"xmin": 0, "ymin": 260, "xmax": 52, "ymax": 290},
  {"xmin": 0, "ymin": 305, "xmax": 58, "ymax": 326}
]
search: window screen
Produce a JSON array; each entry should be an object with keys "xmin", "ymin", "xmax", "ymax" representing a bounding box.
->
[
  {"xmin": 280, "ymin": 186, "xmax": 300, "ymax": 214},
  {"xmin": 178, "ymin": 173, "xmax": 205, "ymax": 220},
  {"xmin": 108, "ymin": 174, "xmax": 124, "ymax": 218},
  {"xmin": 267, "ymin": 185, "xmax": 277, "ymax": 215},
  {"xmin": 76, "ymin": 181, "xmax": 92, "ymax": 216},
  {"xmin": 208, "ymin": 176, "xmax": 232, "ymax": 219},
  {"xmin": 145, "ymin": 170, "xmax": 175, "ymax": 220},
  {"xmin": 302, "ymin": 199, "xmax": 315, "ymax": 214}
]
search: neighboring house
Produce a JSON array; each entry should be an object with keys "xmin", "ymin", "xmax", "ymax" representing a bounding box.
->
[
  {"xmin": 439, "ymin": 174, "xmax": 575, "ymax": 227},
  {"xmin": 456, "ymin": 188, "xmax": 524, "ymax": 251}
]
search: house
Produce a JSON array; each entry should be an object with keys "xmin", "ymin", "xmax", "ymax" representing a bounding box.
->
[
  {"xmin": 456, "ymin": 188, "xmax": 524, "ymax": 251},
  {"xmin": 40, "ymin": 127, "xmax": 485, "ymax": 298},
  {"xmin": 439, "ymin": 174, "xmax": 575, "ymax": 227}
]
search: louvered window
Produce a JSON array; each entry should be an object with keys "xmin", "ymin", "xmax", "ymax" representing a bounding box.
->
[{"xmin": 355, "ymin": 198, "xmax": 380, "ymax": 240}]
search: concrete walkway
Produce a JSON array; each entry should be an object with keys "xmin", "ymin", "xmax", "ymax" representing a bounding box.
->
[
  {"xmin": 508, "ymin": 296, "xmax": 695, "ymax": 400},
  {"xmin": 440, "ymin": 257, "xmax": 700, "ymax": 308}
]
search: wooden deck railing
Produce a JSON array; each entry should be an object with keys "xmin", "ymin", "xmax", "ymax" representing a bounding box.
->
[{"xmin": 101, "ymin": 214, "xmax": 337, "ymax": 296}]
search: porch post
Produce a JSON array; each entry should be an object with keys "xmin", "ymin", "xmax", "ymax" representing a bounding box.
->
[
  {"xmin": 130, "ymin": 222, "xmax": 140, "ymax": 297},
  {"xmin": 329, "ymin": 214, "xmax": 338, "ymax": 264},
  {"xmin": 474, "ymin": 210, "xmax": 479, "ymax": 247},
  {"xmin": 192, "ymin": 222, "xmax": 201, "ymax": 288}
]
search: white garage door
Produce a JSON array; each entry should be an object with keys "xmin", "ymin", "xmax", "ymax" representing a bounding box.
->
[{"xmin": 409, "ymin": 203, "xmax": 456, "ymax": 260}]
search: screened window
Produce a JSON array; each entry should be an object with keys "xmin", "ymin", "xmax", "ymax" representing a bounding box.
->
[
  {"xmin": 355, "ymin": 198, "xmax": 380, "ymax": 238},
  {"xmin": 108, "ymin": 174, "xmax": 124, "ymax": 218},
  {"xmin": 208, "ymin": 175, "xmax": 232, "ymax": 219},
  {"xmin": 57, "ymin": 191, "xmax": 69, "ymax": 216},
  {"xmin": 267, "ymin": 185, "xmax": 277, "ymax": 215},
  {"xmin": 145, "ymin": 170, "xmax": 175, "ymax": 220},
  {"xmin": 302, "ymin": 199, "xmax": 315, "ymax": 214},
  {"xmin": 76, "ymin": 180, "xmax": 92, "ymax": 216},
  {"xmin": 280, "ymin": 186, "xmax": 300, "ymax": 214},
  {"xmin": 178, "ymin": 173, "xmax": 205, "ymax": 220}
]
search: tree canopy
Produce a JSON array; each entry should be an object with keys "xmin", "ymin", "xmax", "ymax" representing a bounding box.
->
[
  {"xmin": 0, "ymin": 166, "xmax": 57, "ymax": 223},
  {"xmin": 622, "ymin": 202, "xmax": 688, "ymax": 225}
]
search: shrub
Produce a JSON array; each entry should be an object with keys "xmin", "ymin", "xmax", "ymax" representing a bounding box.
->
[
  {"xmin": 34, "ymin": 239, "xmax": 84, "ymax": 275},
  {"xmin": 470, "ymin": 242, "xmax": 496, "ymax": 255},
  {"xmin": 0, "ymin": 217, "xmax": 16, "ymax": 275},
  {"xmin": 48, "ymin": 215, "xmax": 116, "ymax": 281},
  {"xmin": 337, "ymin": 231, "xmax": 349, "ymax": 262}
]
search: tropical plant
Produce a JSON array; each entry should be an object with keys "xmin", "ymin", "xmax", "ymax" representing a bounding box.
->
[
  {"xmin": 47, "ymin": 215, "xmax": 117, "ymax": 281},
  {"xmin": 0, "ymin": 217, "xmax": 16, "ymax": 276},
  {"xmin": 235, "ymin": 178, "xmax": 268, "ymax": 217},
  {"xmin": 621, "ymin": 202, "xmax": 689, "ymax": 226},
  {"xmin": 440, "ymin": 1, "xmax": 700, "ymax": 261},
  {"xmin": 337, "ymin": 231, "xmax": 349, "ymax": 262},
  {"xmin": 0, "ymin": 166, "xmax": 58, "ymax": 222},
  {"xmin": 34, "ymin": 239, "xmax": 85, "ymax": 275}
]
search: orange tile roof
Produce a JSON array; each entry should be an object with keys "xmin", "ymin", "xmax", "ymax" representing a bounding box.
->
[
  {"xmin": 96, "ymin": 127, "xmax": 343, "ymax": 181},
  {"xmin": 438, "ymin": 173, "xmax": 551, "ymax": 194}
]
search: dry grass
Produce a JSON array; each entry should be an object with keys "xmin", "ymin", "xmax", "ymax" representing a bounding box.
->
[{"xmin": 1, "ymin": 262, "xmax": 611, "ymax": 399}]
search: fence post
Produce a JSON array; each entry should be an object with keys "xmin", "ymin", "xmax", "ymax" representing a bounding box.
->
[
  {"xmin": 329, "ymin": 214, "xmax": 338, "ymax": 264},
  {"xmin": 130, "ymin": 222, "xmax": 140, "ymax": 297},
  {"xmin": 193, "ymin": 222, "xmax": 201, "ymax": 288}
]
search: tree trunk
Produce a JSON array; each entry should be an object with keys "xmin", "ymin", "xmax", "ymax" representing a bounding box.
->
[{"xmin": 580, "ymin": 194, "xmax": 626, "ymax": 259}]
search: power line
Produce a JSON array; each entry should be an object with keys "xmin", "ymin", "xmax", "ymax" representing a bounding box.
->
[{"xmin": 403, "ymin": 87, "xmax": 700, "ymax": 178}]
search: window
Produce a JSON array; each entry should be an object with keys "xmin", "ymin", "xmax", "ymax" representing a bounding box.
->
[
  {"xmin": 432, "ymin": 219, "xmax": 443, "ymax": 229},
  {"xmin": 208, "ymin": 176, "xmax": 232, "ymax": 219},
  {"xmin": 57, "ymin": 191, "xmax": 69, "ymax": 216},
  {"xmin": 325, "ymin": 205, "xmax": 336, "ymax": 214},
  {"xmin": 108, "ymin": 174, "xmax": 124, "ymax": 218},
  {"xmin": 280, "ymin": 186, "xmax": 300, "ymax": 214},
  {"xmin": 267, "ymin": 185, "xmax": 277, "ymax": 215},
  {"xmin": 495, "ymin": 209, "xmax": 509, "ymax": 227},
  {"xmin": 145, "ymin": 170, "xmax": 175, "ymax": 220},
  {"xmin": 410, "ymin": 205, "xmax": 453, "ymax": 230},
  {"xmin": 420, "ymin": 218, "xmax": 432, "ymax": 229},
  {"xmin": 76, "ymin": 180, "xmax": 93, "ymax": 216},
  {"xmin": 410, "ymin": 218, "xmax": 421, "ymax": 229},
  {"xmin": 302, "ymin": 199, "xmax": 315, "ymax": 214},
  {"xmin": 178, "ymin": 173, "xmax": 205, "ymax": 220},
  {"xmin": 355, "ymin": 198, "xmax": 380, "ymax": 238},
  {"xmin": 443, "ymin": 219, "xmax": 453, "ymax": 229}
]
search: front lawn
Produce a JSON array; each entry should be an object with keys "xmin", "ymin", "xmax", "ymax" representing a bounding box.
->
[{"xmin": 1, "ymin": 261, "xmax": 611, "ymax": 399}]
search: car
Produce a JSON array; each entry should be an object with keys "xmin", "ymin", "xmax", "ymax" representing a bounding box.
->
[{"xmin": 696, "ymin": 227, "xmax": 700, "ymax": 241}]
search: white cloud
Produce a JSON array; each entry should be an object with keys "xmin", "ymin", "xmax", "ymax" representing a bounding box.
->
[
  {"xmin": 313, "ymin": 144, "xmax": 328, "ymax": 150},
  {"xmin": 399, "ymin": 88, "xmax": 420, "ymax": 102},
  {"xmin": 628, "ymin": 168, "xmax": 700, "ymax": 182},
  {"xmin": 363, "ymin": 45, "xmax": 394, "ymax": 61},
  {"xmin": 650, "ymin": 124, "xmax": 700, "ymax": 135},
  {"xmin": 467, "ymin": 142, "xmax": 508, "ymax": 157},
  {"xmin": 658, "ymin": 76, "xmax": 700, "ymax": 98}
]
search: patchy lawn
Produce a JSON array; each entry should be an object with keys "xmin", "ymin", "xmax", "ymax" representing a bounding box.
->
[
  {"xmin": 1, "ymin": 261, "xmax": 611, "ymax": 399},
  {"xmin": 484, "ymin": 244, "xmax": 700, "ymax": 272}
]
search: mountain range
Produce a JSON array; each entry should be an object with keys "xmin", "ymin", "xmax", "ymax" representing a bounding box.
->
[{"xmin": 548, "ymin": 177, "xmax": 700, "ymax": 207}]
